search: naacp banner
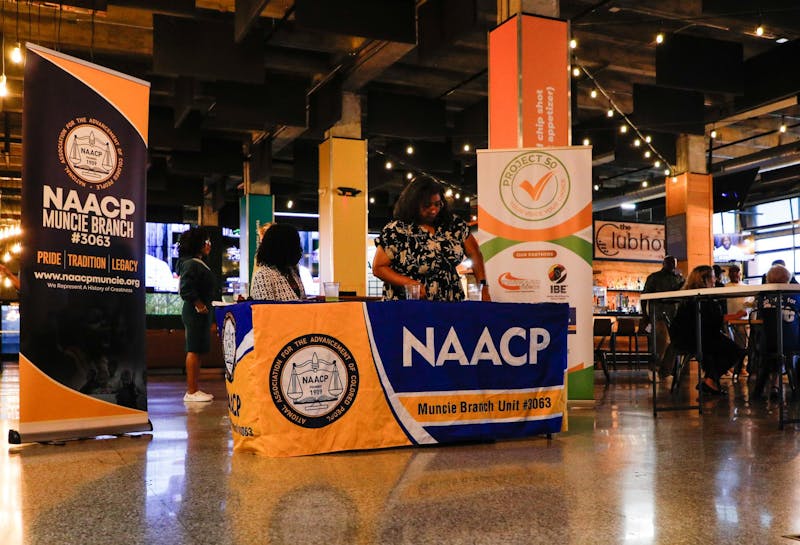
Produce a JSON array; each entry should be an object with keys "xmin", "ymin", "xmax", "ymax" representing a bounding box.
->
[
  {"xmin": 217, "ymin": 301, "xmax": 567, "ymax": 457},
  {"xmin": 11, "ymin": 44, "xmax": 151, "ymax": 444}
]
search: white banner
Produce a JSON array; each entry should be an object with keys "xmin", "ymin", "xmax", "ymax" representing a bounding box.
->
[{"xmin": 477, "ymin": 147, "xmax": 594, "ymax": 399}]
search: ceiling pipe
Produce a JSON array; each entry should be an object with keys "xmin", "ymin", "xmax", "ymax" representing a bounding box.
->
[
  {"xmin": 592, "ymin": 184, "xmax": 666, "ymax": 212},
  {"xmin": 711, "ymin": 140, "xmax": 800, "ymax": 175}
]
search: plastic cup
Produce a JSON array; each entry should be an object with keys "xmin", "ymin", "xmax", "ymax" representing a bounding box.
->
[
  {"xmin": 323, "ymin": 282, "xmax": 340, "ymax": 302},
  {"xmin": 404, "ymin": 284, "xmax": 421, "ymax": 300},
  {"xmin": 467, "ymin": 284, "xmax": 481, "ymax": 301}
]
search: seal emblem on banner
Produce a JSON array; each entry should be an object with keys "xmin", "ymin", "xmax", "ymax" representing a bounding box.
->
[
  {"xmin": 499, "ymin": 150, "xmax": 570, "ymax": 222},
  {"xmin": 270, "ymin": 334, "xmax": 359, "ymax": 428},
  {"xmin": 222, "ymin": 312, "xmax": 237, "ymax": 382},
  {"xmin": 58, "ymin": 118, "xmax": 122, "ymax": 189}
]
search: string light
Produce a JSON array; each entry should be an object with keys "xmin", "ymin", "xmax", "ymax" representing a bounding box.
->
[
  {"xmin": 710, "ymin": 130, "xmax": 717, "ymax": 139},
  {"xmin": 462, "ymin": 143, "xmax": 471, "ymax": 152},
  {"xmin": 780, "ymin": 124, "xmax": 787, "ymax": 133},
  {"xmin": 369, "ymin": 197, "xmax": 375, "ymax": 204},
  {"xmin": 582, "ymin": 138, "xmax": 590, "ymax": 146},
  {"xmin": 445, "ymin": 188, "xmax": 453, "ymax": 197},
  {"xmin": 642, "ymin": 180, "xmax": 648, "ymax": 188},
  {"xmin": 384, "ymin": 160, "xmax": 393, "ymax": 170},
  {"xmin": 756, "ymin": 24, "xmax": 764, "ymax": 36},
  {"xmin": 590, "ymin": 89, "xmax": 598, "ymax": 99},
  {"xmin": 656, "ymin": 32, "xmax": 664, "ymax": 44},
  {"xmin": 405, "ymin": 144, "xmax": 414, "ymax": 155},
  {"xmin": 593, "ymin": 183, "xmax": 600, "ymax": 191},
  {"xmin": 10, "ymin": 43, "xmax": 21, "ymax": 64},
  {"xmin": 406, "ymin": 171, "xmax": 413, "ymax": 180},
  {"xmin": 569, "ymin": 38, "xmax": 577, "ymax": 49},
  {"xmin": 575, "ymin": 58, "xmax": 674, "ymax": 179},
  {"xmin": 286, "ymin": 200, "xmax": 293, "ymax": 209}
]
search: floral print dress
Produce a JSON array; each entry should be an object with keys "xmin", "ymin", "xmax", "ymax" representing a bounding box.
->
[{"xmin": 375, "ymin": 217, "xmax": 470, "ymax": 301}]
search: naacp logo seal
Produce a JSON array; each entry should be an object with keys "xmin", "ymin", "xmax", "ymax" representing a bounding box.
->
[
  {"xmin": 222, "ymin": 312, "xmax": 237, "ymax": 382},
  {"xmin": 58, "ymin": 117, "xmax": 122, "ymax": 189},
  {"xmin": 270, "ymin": 334, "xmax": 359, "ymax": 429},
  {"xmin": 499, "ymin": 150, "xmax": 570, "ymax": 222}
]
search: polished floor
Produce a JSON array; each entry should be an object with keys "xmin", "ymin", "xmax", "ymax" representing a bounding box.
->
[{"xmin": 3, "ymin": 362, "xmax": 800, "ymax": 545}]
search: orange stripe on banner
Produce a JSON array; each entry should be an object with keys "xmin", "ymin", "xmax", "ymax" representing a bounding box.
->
[
  {"xmin": 478, "ymin": 203, "xmax": 592, "ymax": 241},
  {"xmin": 19, "ymin": 354, "xmax": 144, "ymax": 423},
  {"xmin": 31, "ymin": 45, "xmax": 149, "ymax": 144},
  {"xmin": 568, "ymin": 362, "xmax": 586, "ymax": 373},
  {"xmin": 397, "ymin": 388, "xmax": 564, "ymax": 424}
]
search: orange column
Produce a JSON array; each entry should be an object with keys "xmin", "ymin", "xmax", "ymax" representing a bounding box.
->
[
  {"xmin": 665, "ymin": 173, "xmax": 713, "ymax": 275},
  {"xmin": 488, "ymin": 14, "xmax": 570, "ymax": 149}
]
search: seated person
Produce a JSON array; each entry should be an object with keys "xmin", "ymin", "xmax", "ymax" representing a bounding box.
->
[
  {"xmin": 668, "ymin": 265, "xmax": 746, "ymax": 395},
  {"xmin": 752, "ymin": 264, "xmax": 800, "ymax": 399},
  {"xmin": 249, "ymin": 224, "xmax": 307, "ymax": 301}
]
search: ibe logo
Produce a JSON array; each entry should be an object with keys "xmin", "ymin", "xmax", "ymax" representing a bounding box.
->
[
  {"xmin": 270, "ymin": 334, "xmax": 359, "ymax": 429},
  {"xmin": 58, "ymin": 118, "xmax": 122, "ymax": 189},
  {"xmin": 548, "ymin": 264, "xmax": 568, "ymax": 295},
  {"xmin": 499, "ymin": 150, "xmax": 570, "ymax": 222}
]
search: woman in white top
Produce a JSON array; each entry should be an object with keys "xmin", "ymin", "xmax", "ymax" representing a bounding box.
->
[{"xmin": 250, "ymin": 223, "xmax": 306, "ymax": 301}]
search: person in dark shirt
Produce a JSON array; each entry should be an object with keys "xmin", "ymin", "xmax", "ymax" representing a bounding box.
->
[
  {"xmin": 642, "ymin": 255, "xmax": 685, "ymax": 380},
  {"xmin": 669, "ymin": 265, "xmax": 745, "ymax": 395},
  {"xmin": 752, "ymin": 264, "xmax": 800, "ymax": 400}
]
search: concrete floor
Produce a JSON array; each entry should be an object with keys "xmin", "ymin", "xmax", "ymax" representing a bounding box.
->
[{"xmin": 3, "ymin": 363, "xmax": 800, "ymax": 545}]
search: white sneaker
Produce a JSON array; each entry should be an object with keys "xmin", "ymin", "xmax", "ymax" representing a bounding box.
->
[{"xmin": 183, "ymin": 390, "xmax": 213, "ymax": 402}]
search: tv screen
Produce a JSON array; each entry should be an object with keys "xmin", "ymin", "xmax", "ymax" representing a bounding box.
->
[{"xmin": 713, "ymin": 233, "xmax": 755, "ymax": 262}]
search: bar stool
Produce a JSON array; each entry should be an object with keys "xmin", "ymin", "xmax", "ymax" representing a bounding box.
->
[{"xmin": 593, "ymin": 318, "xmax": 614, "ymax": 382}]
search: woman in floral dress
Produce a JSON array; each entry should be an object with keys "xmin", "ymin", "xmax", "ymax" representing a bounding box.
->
[{"xmin": 373, "ymin": 176, "xmax": 489, "ymax": 301}]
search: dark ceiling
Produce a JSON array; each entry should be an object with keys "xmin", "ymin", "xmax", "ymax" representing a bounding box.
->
[{"xmin": 2, "ymin": 0, "xmax": 800, "ymax": 230}]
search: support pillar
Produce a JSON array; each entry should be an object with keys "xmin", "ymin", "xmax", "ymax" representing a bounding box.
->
[
  {"xmin": 667, "ymin": 135, "xmax": 712, "ymax": 275},
  {"xmin": 318, "ymin": 92, "xmax": 367, "ymax": 295}
]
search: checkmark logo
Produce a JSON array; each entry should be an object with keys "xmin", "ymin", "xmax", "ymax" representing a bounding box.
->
[{"xmin": 519, "ymin": 171, "xmax": 556, "ymax": 201}]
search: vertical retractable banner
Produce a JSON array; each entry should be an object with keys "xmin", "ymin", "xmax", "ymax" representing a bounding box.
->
[
  {"xmin": 10, "ymin": 44, "xmax": 152, "ymax": 444},
  {"xmin": 477, "ymin": 147, "xmax": 594, "ymax": 400}
]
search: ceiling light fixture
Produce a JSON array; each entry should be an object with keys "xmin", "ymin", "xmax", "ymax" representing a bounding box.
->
[
  {"xmin": 710, "ymin": 129, "xmax": 717, "ymax": 139},
  {"xmin": 621, "ymin": 202, "xmax": 637, "ymax": 210},
  {"xmin": 777, "ymin": 37, "xmax": 789, "ymax": 44},
  {"xmin": 287, "ymin": 199, "xmax": 294, "ymax": 209},
  {"xmin": 10, "ymin": 43, "xmax": 21, "ymax": 64},
  {"xmin": 780, "ymin": 124, "xmax": 787, "ymax": 133},
  {"xmin": 756, "ymin": 24, "xmax": 764, "ymax": 37},
  {"xmin": 336, "ymin": 186, "xmax": 362, "ymax": 197},
  {"xmin": 642, "ymin": 180, "xmax": 648, "ymax": 188},
  {"xmin": 655, "ymin": 32, "xmax": 664, "ymax": 44}
]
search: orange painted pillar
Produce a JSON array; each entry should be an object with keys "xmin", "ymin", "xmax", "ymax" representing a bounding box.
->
[
  {"xmin": 665, "ymin": 173, "xmax": 713, "ymax": 276},
  {"xmin": 488, "ymin": 14, "xmax": 570, "ymax": 149}
]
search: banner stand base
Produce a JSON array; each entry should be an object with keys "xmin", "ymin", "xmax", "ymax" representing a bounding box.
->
[{"xmin": 8, "ymin": 419, "xmax": 153, "ymax": 445}]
